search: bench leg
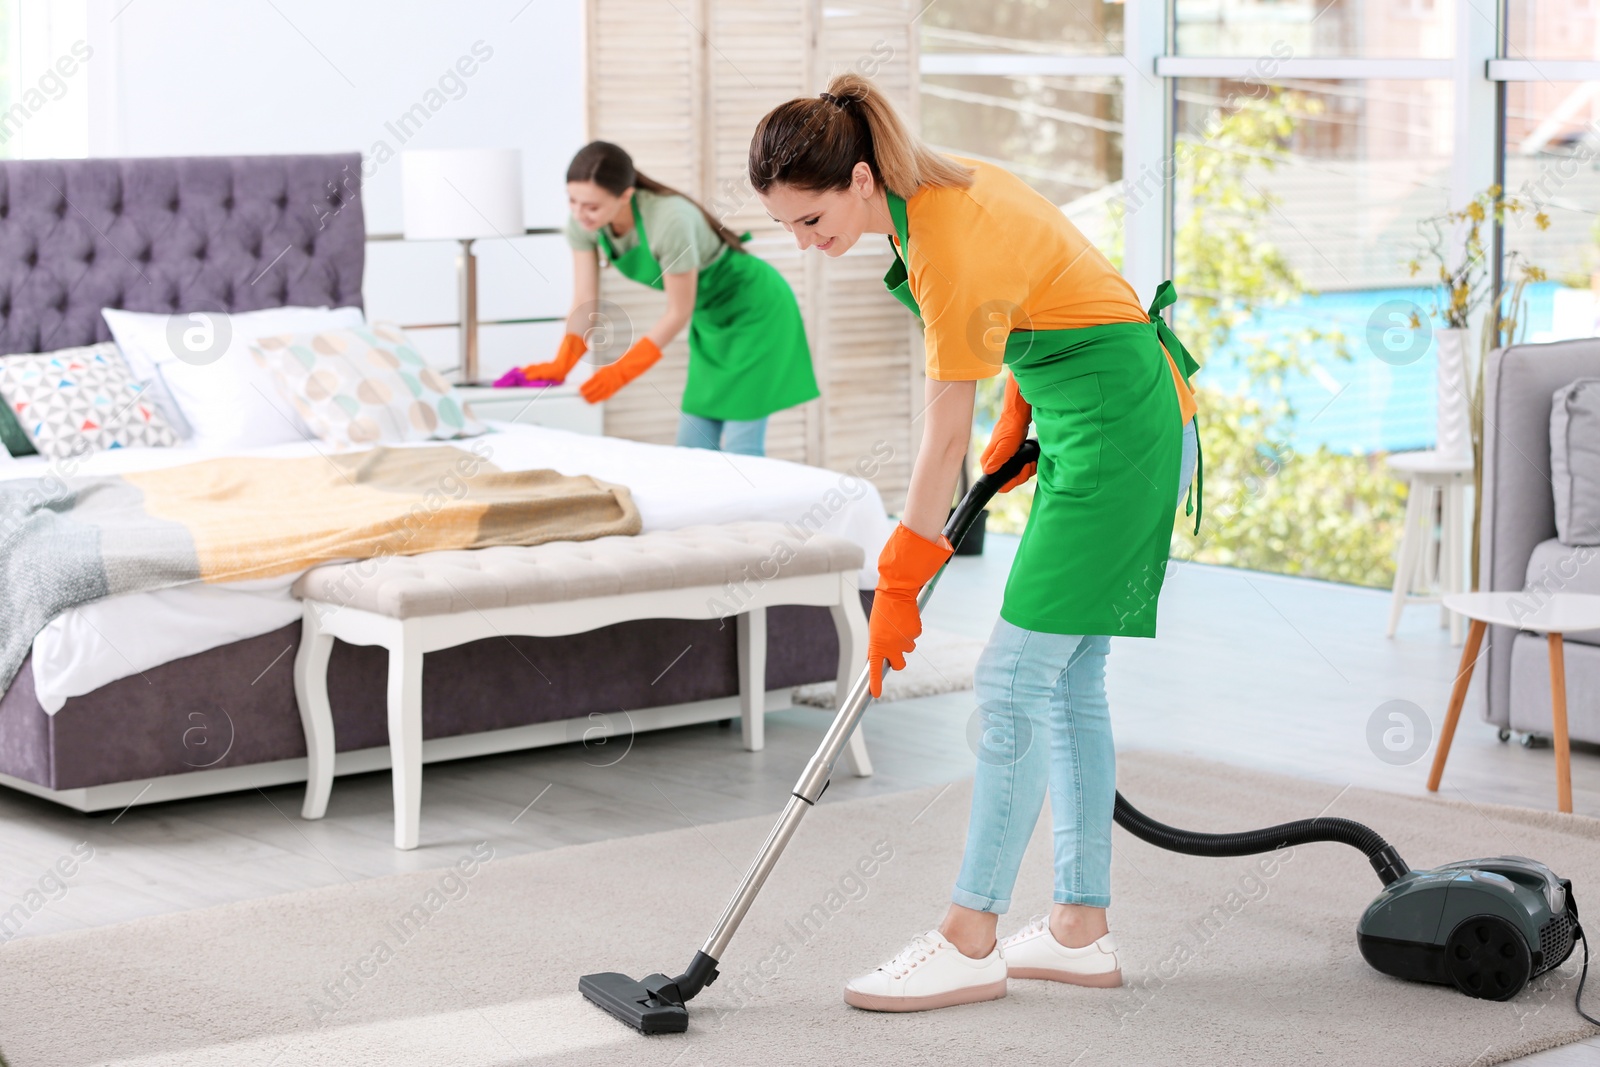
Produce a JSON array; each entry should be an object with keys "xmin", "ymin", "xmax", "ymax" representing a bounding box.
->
[
  {"xmin": 388, "ymin": 623, "xmax": 425, "ymax": 850},
  {"xmin": 832, "ymin": 575, "xmax": 873, "ymax": 778},
  {"xmin": 738, "ymin": 608, "xmax": 766, "ymax": 752},
  {"xmin": 294, "ymin": 606, "xmax": 336, "ymax": 820}
]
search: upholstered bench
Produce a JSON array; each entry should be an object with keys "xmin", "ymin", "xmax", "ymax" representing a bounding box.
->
[{"xmin": 291, "ymin": 522, "xmax": 869, "ymax": 848}]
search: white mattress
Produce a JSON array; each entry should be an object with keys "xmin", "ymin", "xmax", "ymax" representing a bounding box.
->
[{"xmin": 3, "ymin": 424, "xmax": 892, "ymax": 713}]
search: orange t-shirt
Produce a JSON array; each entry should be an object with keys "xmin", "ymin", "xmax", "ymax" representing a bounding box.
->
[{"xmin": 894, "ymin": 158, "xmax": 1197, "ymax": 422}]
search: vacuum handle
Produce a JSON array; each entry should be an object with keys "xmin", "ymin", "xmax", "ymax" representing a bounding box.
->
[{"xmin": 943, "ymin": 439, "xmax": 1039, "ymax": 552}]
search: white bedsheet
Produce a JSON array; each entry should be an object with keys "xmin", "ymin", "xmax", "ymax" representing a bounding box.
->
[{"xmin": 6, "ymin": 424, "xmax": 892, "ymax": 713}]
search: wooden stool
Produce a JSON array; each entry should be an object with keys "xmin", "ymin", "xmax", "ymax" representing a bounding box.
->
[
  {"xmin": 1386, "ymin": 451, "xmax": 1474, "ymax": 646},
  {"xmin": 1427, "ymin": 591, "xmax": 1600, "ymax": 814}
]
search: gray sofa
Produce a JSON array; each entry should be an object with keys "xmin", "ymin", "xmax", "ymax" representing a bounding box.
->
[{"xmin": 1475, "ymin": 338, "xmax": 1600, "ymax": 744}]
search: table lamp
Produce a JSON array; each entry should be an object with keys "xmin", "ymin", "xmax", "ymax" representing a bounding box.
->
[{"xmin": 401, "ymin": 148, "xmax": 524, "ymax": 384}]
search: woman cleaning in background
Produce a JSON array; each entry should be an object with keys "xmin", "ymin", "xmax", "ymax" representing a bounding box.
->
[
  {"xmin": 498, "ymin": 141, "xmax": 818, "ymax": 456},
  {"xmin": 749, "ymin": 74, "xmax": 1200, "ymax": 1012}
]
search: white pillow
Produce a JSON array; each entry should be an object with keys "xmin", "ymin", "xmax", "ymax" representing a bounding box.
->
[{"xmin": 101, "ymin": 306, "xmax": 366, "ymax": 451}]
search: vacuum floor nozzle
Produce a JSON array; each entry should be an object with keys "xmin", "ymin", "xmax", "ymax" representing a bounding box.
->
[
  {"xmin": 578, "ymin": 971, "xmax": 690, "ymax": 1034},
  {"xmin": 580, "ymin": 951, "xmax": 719, "ymax": 1034}
]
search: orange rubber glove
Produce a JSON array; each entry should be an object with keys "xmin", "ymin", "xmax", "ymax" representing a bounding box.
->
[
  {"xmin": 580, "ymin": 337, "xmax": 662, "ymax": 404},
  {"xmin": 867, "ymin": 523, "xmax": 954, "ymax": 698},
  {"xmin": 980, "ymin": 370, "xmax": 1037, "ymax": 492},
  {"xmin": 518, "ymin": 332, "xmax": 587, "ymax": 384}
]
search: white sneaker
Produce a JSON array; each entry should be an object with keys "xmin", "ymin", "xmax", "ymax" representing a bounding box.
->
[
  {"xmin": 1001, "ymin": 916, "xmax": 1123, "ymax": 987},
  {"xmin": 843, "ymin": 930, "xmax": 1008, "ymax": 1012}
]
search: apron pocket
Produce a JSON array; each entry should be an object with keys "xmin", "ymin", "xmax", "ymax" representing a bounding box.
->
[{"xmin": 1033, "ymin": 371, "xmax": 1104, "ymax": 491}]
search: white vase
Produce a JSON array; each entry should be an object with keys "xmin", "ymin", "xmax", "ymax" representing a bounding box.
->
[{"xmin": 1435, "ymin": 327, "xmax": 1472, "ymax": 462}]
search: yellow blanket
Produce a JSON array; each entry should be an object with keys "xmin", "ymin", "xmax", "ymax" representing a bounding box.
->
[{"xmin": 122, "ymin": 443, "xmax": 641, "ymax": 583}]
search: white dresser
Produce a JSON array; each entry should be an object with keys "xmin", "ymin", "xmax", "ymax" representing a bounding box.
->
[{"xmin": 454, "ymin": 383, "xmax": 603, "ymax": 436}]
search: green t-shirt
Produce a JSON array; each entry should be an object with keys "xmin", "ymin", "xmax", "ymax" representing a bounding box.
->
[{"xmin": 565, "ymin": 189, "xmax": 725, "ymax": 276}]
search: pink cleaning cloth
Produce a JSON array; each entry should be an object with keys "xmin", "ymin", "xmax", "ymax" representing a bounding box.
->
[{"xmin": 491, "ymin": 368, "xmax": 563, "ymax": 388}]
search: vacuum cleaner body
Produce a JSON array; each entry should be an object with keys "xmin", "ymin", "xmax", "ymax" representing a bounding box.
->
[{"xmin": 1358, "ymin": 856, "xmax": 1578, "ymax": 1001}]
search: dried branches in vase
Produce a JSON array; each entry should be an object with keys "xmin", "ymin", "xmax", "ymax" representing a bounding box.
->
[{"xmin": 1407, "ymin": 186, "xmax": 1549, "ymax": 590}]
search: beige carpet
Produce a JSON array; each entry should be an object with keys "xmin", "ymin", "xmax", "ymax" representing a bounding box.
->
[
  {"xmin": 3, "ymin": 752, "xmax": 1598, "ymax": 1067},
  {"xmin": 793, "ymin": 626, "xmax": 987, "ymax": 707}
]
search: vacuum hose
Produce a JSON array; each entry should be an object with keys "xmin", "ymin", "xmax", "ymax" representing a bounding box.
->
[
  {"xmin": 959, "ymin": 440, "xmax": 1410, "ymax": 888},
  {"xmin": 1112, "ymin": 794, "xmax": 1409, "ymax": 885}
]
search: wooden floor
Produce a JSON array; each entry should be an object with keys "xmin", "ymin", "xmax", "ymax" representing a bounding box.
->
[{"xmin": 1, "ymin": 535, "xmax": 1597, "ymax": 1064}]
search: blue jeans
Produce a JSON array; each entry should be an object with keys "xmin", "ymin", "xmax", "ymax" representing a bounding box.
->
[
  {"xmin": 676, "ymin": 413, "xmax": 768, "ymax": 456},
  {"xmin": 954, "ymin": 624, "xmax": 1116, "ymax": 911},
  {"xmin": 953, "ymin": 418, "xmax": 1198, "ymax": 913}
]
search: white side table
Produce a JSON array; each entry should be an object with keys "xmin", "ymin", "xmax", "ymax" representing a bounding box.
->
[
  {"xmin": 1385, "ymin": 450, "xmax": 1474, "ymax": 645},
  {"xmin": 455, "ymin": 382, "xmax": 603, "ymax": 436},
  {"xmin": 1427, "ymin": 591, "xmax": 1600, "ymax": 814}
]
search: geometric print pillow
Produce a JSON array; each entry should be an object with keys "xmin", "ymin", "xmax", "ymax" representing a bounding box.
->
[
  {"xmin": 249, "ymin": 323, "xmax": 484, "ymax": 450},
  {"xmin": 0, "ymin": 343, "xmax": 178, "ymax": 460}
]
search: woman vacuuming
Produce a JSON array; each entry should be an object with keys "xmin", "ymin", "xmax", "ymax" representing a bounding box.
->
[
  {"xmin": 750, "ymin": 75, "xmax": 1200, "ymax": 1012},
  {"xmin": 499, "ymin": 141, "xmax": 818, "ymax": 456}
]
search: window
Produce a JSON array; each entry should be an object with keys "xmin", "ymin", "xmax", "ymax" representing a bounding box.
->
[
  {"xmin": 920, "ymin": 73, "xmax": 1123, "ymax": 235},
  {"xmin": 1174, "ymin": 77, "xmax": 1452, "ymax": 455},
  {"xmin": 1503, "ymin": 82, "xmax": 1600, "ymax": 342},
  {"xmin": 923, "ymin": 0, "xmax": 1123, "ymax": 57},
  {"xmin": 1175, "ymin": 0, "xmax": 1453, "ymax": 58},
  {"xmin": 914, "ymin": 0, "xmax": 1600, "ymax": 587},
  {"xmin": 1506, "ymin": 0, "xmax": 1600, "ymax": 61}
]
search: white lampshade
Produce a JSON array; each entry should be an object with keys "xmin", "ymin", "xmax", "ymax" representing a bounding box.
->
[{"xmin": 401, "ymin": 148, "xmax": 524, "ymax": 240}]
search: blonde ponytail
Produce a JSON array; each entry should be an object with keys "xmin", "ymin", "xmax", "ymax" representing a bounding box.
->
[
  {"xmin": 823, "ymin": 74, "xmax": 972, "ymax": 195},
  {"xmin": 749, "ymin": 74, "xmax": 973, "ymax": 198}
]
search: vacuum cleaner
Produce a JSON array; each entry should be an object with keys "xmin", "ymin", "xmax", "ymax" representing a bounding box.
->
[{"xmin": 581, "ymin": 439, "xmax": 1595, "ymax": 1034}]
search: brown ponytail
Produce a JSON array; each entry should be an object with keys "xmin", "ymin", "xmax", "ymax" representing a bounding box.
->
[
  {"xmin": 748, "ymin": 73, "xmax": 973, "ymax": 198},
  {"xmin": 566, "ymin": 141, "xmax": 747, "ymax": 252}
]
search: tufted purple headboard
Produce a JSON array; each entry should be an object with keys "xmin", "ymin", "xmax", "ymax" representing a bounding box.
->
[{"xmin": 0, "ymin": 153, "xmax": 365, "ymax": 357}]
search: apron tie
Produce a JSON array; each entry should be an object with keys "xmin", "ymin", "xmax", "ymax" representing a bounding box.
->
[
  {"xmin": 1147, "ymin": 280, "xmax": 1201, "ymax": 381},
  {"xmin": 1150, "ymin": 281, "xmax": 1203, "ymax": 536}
]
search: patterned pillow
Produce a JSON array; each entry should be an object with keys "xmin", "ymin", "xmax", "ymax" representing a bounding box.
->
[
  {"xmin": 0, "ymin": 344, "xmax": 178, "ymax": 459},
  {"xmin": 250, "ymin": 324, "xmax": 484, "ymax": 449}
]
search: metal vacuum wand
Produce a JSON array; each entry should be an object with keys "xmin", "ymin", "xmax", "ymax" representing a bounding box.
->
[
  {"xmin": 694, "ymin": 441, "xmax": 1041, "ymax": 969},
  {"xmin": 578, "ymin": 442, "xmax": 1039, "ymax": 1033}
]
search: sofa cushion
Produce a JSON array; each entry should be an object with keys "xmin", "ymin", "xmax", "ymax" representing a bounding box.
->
[
  {"xmin": 1550, "ymin": 377, "xmax": 1600, "ymax": 545},
  {"xmin": 1523, "ymin": 536, "xmax": 1600, "ymax": 647},
  {"xmin": 294, "ymin": 521, "xmax": 865, "ymax": 619}
]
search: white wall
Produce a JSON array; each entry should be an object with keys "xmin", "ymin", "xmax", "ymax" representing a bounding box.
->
[
  {"xmin": 62, "ymin": 0, "xmax": 588, "ymax": 378},
  {"xmin": 10, "ymin": 0, "xmax": 91, "ymax": 159}
]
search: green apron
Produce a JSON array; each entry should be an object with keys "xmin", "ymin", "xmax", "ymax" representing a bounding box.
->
[
  {"xmin": 597, "ymin": 198, "xmax": 818, "ymax": 422},
  {"xmin": 885, "ymin": 192, "xmax": 1193, "ymax": 638}
]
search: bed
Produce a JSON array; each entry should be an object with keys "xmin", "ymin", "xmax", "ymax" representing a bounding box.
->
[{"xmin": 0, "ymin": 153, "xmax": 889, "ymax": 811}]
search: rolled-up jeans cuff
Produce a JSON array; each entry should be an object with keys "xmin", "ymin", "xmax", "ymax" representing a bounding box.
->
[
  {"xmin": 1054, "ymin": 891, "xmax": 1110, "ymax": 908},
  {"xmin": 951, "ymin": 886, "xmax": 1010, "ymax": 915}
]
